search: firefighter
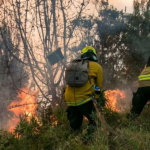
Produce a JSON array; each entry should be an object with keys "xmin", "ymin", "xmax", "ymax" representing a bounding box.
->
[
  {"xmin": 127, "ymin": 56, "xmax": 150, "ymax": 119},
  {"xmin": 64, "ymin": 46, "xmax": 103, "ymax": 134}
]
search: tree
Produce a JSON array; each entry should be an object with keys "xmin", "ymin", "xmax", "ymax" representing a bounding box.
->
[
  {"xmin": 73, "ymin": 1, "xmax": 128, "ymax": 88},
  {"xmin": 72, "ymin": 0, "xmax": 150, "ymax": 90},
  {"xmin": 1, "ymin": 0, "xmax": 90, "ymax": 106}
]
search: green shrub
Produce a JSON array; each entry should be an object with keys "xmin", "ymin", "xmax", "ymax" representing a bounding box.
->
[{"xmin": 0, "ymin": 104, "xmax": 150, "ymax": 150}]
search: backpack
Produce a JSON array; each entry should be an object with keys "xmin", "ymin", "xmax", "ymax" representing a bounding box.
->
[{"xmin": 65, "ymin": 58, "xmax": 89, "ymax": 87}]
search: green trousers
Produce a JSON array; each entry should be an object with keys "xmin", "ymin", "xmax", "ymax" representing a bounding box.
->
[
  {"xmin": 130, "ymin": 86, "xmax": 150, "ymax": 118},
  {"xmin": 66, "ymin": 100, "xmax": 97, "ymax": 132}
]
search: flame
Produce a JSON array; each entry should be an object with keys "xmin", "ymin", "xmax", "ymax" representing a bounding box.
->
[
  {"xmin": 50, "ymin": 116, "xmax": 88, "ymax": 126},
  {"xmin": 7, "ymin": 88, "xmax": 39, "ymax": 132},
  {"xmin": 84, "ymin": 117, "xmax": 88, "ymax": 121},
  {"xmin": 105, "ymin": 89, "xmax": 126, "ymax": 112},
  {"xmin": 50, "ymin": 115, "xmax": 58, "ymax": 126}
]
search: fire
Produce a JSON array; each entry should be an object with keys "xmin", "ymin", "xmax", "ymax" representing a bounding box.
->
[
  {"xmin": 105, "ymin": 89, "xmax": 126, "ymax": 112},
  {"xmin": 7, "ymin": 88, "xmax": 39, "ymax": 132},
  {"xmin": 50, "ymin": 115, "xmax": 58, "ymax": 126},
  {"xmin": 84, "ymin": 117, "xmax": 88, "ymax": 121}
]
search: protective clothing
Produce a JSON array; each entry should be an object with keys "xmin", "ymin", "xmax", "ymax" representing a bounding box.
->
[
  {"xmin": 138, "ymin": 66, "xmax": 150, "ymax": 88},
  {"xmin": 81, "ymin": 46, "xmax": 97, "ymax": 56},
  {"xmin": 128, "ymin": 65, "xmax": 150, "ymax": 119},
  {"xmin": 130, "ymin": 87, "xmax": 150, "ymax": 118},
  {"xmin": 81, "ymin": 46, "xmax": 98, "ymax": 62},
  {"xmin": 66, "ymin": 100, "xmax": 96, "ymax": 131},
  {"xmin": 65, "ymin": 61, "xmax": 103, "ymax": 106},
  {"xmin": 65, "ymin": 46, "xmax": 103, "ymax": 134}
]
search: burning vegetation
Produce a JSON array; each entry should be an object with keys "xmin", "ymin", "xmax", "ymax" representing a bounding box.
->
[
  {"xmin": 4, "ymin": 88, "xmax": 128, "ymax": 132},
  {"xmin": 105, "ymin": 89, "xmax": 126, "ymax": 112},
  {"xmin": 0, "ymin": 88, "xmax": 150, "ymax": 150},
  {"xmin": 6, "ymin": 88, "xmax": 39, "ymax": 132},
  {"xmin": 1, "ymin": 0, "xmax": 150, "ymax": 149}
]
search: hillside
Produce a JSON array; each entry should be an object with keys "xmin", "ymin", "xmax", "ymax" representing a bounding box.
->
[{"xmin": 0, "ymin": 104, "xmax": 150, "ymax": 150}]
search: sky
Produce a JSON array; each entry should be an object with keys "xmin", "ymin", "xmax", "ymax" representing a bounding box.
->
[
  {"xmin": 0, "ymin": 0, "xmax": 134, "ymax": 13},
  {"xmin": 109, "ymin": 0, "xmax": 133, "ymax": 12},
  {"xmin": 0, "ymin": 0, "xmax": 133, "ymax": 11}
]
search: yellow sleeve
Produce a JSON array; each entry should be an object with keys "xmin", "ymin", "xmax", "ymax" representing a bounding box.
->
[
  {"xmin": 95, "ymin": 65, "xmax": 103, "ymax": 99},
  {"xmin": 96, "ymin": 65, "xmax": 103, "ymax": 90}
]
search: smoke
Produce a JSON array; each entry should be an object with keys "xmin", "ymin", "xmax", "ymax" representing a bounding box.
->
[
  {"xmin": 117, "ymin": 88, "xmax": 133, "ymax": 112},
  {"xmin": 0, "ymin": 25, "xmax": 29, "ymax": 130}
]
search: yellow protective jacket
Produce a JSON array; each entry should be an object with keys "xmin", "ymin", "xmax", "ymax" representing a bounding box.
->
[
  {"xmin": 138, "ymin": 66, "xmax": 150, "ymax": 88},
  {"xmin": 65, "ymin": 61, "xmax": 103, "ymax": 106}
]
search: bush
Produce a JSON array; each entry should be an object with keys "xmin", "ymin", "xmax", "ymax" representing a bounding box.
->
[{"xmin": 0, "ymin": 104, "xmax": 150, "ymax": 150}]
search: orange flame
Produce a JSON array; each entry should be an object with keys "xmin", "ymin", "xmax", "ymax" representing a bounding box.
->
[
  {"xmin": 84, "ymin": 117, "xmax": 88, "ymax": 121},
  {"xmin": 105, "ymin": 89, "xmax": 126, "ymax": 112},
  {"xmin": 7, "ymin": 88, "xmax": 39, "ymax": 132},
  {"xmin": 50, "ymin": 115, "xmax": 58, "ymax": 126}
]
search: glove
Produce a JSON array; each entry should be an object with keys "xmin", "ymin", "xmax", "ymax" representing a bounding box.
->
[{"xmin": 94, "ymin": 86, "xmax": 101, "ymax": 95}]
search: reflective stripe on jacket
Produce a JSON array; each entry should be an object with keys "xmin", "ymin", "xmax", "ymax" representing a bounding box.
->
[
  {"xmin": 138, "ymin": 66, "xmax": 150, "ymax": 88},
  {"xmin": 65, "ymin": 61, "xmax": 103, "ymax": 106},
  {"xmin": 138, "ymin": 74, "xmax": 150, "ymax": 81},
  {"xmin": 66, "ymin": 97, "xmax": 92, "ymax": 106}
]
